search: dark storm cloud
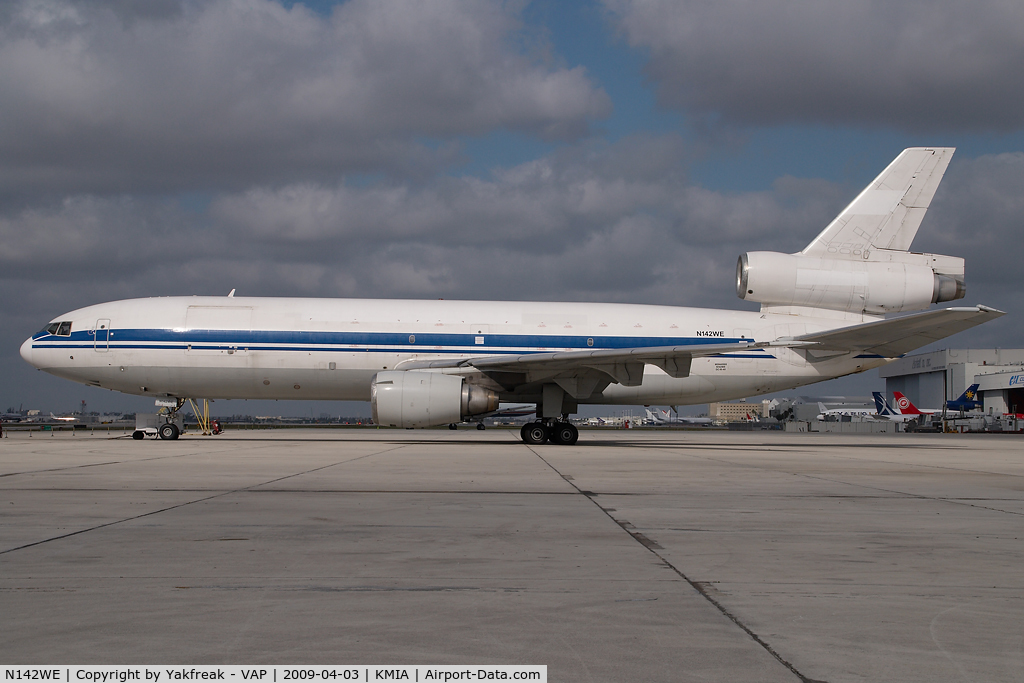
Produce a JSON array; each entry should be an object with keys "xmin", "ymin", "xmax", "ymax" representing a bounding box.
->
[
  {"xmin": 0, "ymin": 0, "xmax": 610, "ymax": 196},
  {"xmin": 5, "ymin": 140, "xmax": 1020, "ymax": 406},
  {"xmin": 913, "ymin": 151, "xmax": 1024, "ymax": 288},
  {"xmin": 4, "ymin": 139, "xmax": 1016, "ymax": 322},
  {"xmin": 0, "ymin": 135, "xmax": 853, "ymax": 319},
  {"xmin": 606, "ymin": 0, "xmax": 1024, "ymax": 132}
]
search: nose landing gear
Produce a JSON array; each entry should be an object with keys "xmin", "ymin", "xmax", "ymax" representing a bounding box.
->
[{"xmin": 159, "ymin": 422, "xmax": 180, "ymax": 440}]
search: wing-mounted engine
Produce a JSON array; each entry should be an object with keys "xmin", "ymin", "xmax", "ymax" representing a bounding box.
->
[
  {"xmin": 736, "ymin": 250, "xmax": 965, "ymax": 315},
  {"xmin": 371, "ymin": 371, "xmax": 499, "ymax": 428}
]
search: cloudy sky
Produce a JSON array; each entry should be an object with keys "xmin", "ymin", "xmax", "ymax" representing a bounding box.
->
[{"xmin": 4, "ymin": 0, "xmax": 1023, "ymax": 416}]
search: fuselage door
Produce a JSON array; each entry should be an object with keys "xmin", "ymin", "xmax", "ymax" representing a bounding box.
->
[{"xmin": 95, "ymin": 319, "xmax": 111, "ymax": 352}]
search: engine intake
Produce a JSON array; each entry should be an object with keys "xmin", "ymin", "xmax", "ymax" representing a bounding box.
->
[
  {"xmin": 736, "ymin": 251, "xmax": 965, "ymax": 314},
  {"xmin": 371, "ymin": 371, "xmax": 500, "ymax": 428}
]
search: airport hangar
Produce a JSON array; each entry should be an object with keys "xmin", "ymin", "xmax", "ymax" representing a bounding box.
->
[{"xmin": 880, "ymin": 348, "xmax": 1024, "ymax": 414}]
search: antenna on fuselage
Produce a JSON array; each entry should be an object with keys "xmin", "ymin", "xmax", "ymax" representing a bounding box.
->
[{"xmin": 228, "ymin": 289, "xmax": 236, "ymax": 297}]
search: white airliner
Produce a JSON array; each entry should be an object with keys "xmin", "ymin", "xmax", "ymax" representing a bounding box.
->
[
  {"xmin": 815, "ymin": 403, "xmax": 882, "ymax": 421},
  {"xmin": 20, "ymin": 148, "xmax": 1003, "ymax": 445},
  {"xmin": 644, "ymin": 408, "xmax": 714, "ymax": 425}
]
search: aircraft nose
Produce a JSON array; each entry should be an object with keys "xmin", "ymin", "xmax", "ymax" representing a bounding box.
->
[{"xmin": 20, "ymin": 337, "xmax": 34, "ymax": 367}]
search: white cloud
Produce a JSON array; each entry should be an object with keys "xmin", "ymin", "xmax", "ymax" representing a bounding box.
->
[{"xmin": 0, "ymin": 0, "xmax": 610, "ymax": 195}]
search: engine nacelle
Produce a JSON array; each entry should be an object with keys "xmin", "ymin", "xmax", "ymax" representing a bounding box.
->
[
  {"xmin": 371, "ymin": 371, "xmax": 500, "ymax": 428},
  {"xmin": 736, "ymin": 251, "xmax": 965, "ymax": 314}
]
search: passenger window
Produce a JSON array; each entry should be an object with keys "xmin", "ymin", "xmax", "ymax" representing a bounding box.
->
[{"xmin": 56, "ymin": 321, "xmax": 72, "ymax": 336}]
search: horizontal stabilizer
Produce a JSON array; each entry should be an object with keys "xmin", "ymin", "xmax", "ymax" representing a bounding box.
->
[{"xmin": 792, "ymin": 305, "xmax": 1004, "ymax": 358}]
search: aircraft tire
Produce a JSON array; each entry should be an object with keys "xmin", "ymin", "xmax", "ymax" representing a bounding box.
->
[
  {"xmin": 448, "ymin": 423, "xmax": 458, "ymax": 430},
  {"xmin": 159, "ymin": 423, "xmax": 179, "ymax": 440},
  {"xmin": 132, "ymin": 430, "xmax": 144, "ymax": 440},
  {"xmin": 521, "ymin": 422, "xmax": 548, "ymax": 445},
  {"xmin": 567, "ymin": 423, "xmax": 579, "ymax": 444},
  {"xmin": 476, "ymin": 423, "xmax": 486, "ymax": 430},
  {"xmin": 550, "ymin": 422, "xmax": 578, "ymax": 445}
]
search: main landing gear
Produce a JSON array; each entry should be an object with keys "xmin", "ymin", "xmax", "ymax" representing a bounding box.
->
[{"xmin": 520, "ymin": 419, "xmax": 578, "ymax": 445}]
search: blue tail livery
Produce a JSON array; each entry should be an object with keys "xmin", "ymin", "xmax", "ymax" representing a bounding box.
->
[{"xmin": 946, "ymin": 383, "xmax": 981, "ymax": 412}]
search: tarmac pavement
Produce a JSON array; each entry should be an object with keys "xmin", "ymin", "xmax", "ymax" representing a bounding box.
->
[{"xmin": 1, "ymin": 429, "xmax": 1022, "ymax": 682}]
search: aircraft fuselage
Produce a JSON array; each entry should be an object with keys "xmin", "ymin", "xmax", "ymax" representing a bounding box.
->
[{"xmin": 21, "ymin": 295, "xmax": 886, "ymax": 406}]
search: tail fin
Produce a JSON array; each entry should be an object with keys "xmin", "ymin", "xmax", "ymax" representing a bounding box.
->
[
  {"xmin": 892, "ymin": 392, "xmax": 923, "ymax": 415},
  {"xmin": 954, "ymin": 383, "xmax": 980, "ymax": 403},
  {"xmin": 947, "ymin": 383, "xmax": 981, "ymax": 410},
  {"xmin": 873, "ymin": 392, "xmax": 897, "ymax": 416},
  {"xmin": 801, "ymin": 148, "xmax": 954, "ymax": 257}
]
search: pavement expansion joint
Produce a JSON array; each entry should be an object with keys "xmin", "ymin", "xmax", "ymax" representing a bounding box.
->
[
  {"xmin": 0, "ymin": 442, "xmax": 410, "ymax": 556},
  {"xmin": 524, "ymin": 443, "xmax": 822, "ymax": 683}
]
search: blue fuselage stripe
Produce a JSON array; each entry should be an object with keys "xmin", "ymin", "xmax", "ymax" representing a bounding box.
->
[
  {"xmin": 31, "ymin": 329, "xmax": 776, "ymax": 358},
  {"xmin": 38, "ymin": 329, "xmax": 748, "ymax": 348}
]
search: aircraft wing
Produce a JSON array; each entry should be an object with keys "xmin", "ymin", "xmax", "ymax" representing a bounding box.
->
[
  {"xmin": 792, "ymin": 305, "xmax": 1004, "ymax": 358},
  {"xmin": 397, "ymin": 341, "xmax": 756, "ymax": 394},
  {"xmin": 394, "ymin": 304, "xmax": 1001, "ymax": 397},
  {"xmin": 468, "ymin": 341, "xmax": 754, "ymax": 379}
]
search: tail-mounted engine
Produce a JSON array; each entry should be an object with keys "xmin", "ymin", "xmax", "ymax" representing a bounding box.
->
[
  {"xmin": 371, "ymin": 371, "xmax": 500, "ymax": 428},
  {"xmin": 736, "ymin": 250, "xmax": 965, "ymax": 315}
]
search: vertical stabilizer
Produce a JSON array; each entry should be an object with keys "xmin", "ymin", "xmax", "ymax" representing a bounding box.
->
[
  {"xmin": 873, "ymin": 392, "xmax": 896, "ymax": 416},
  {"xmin": 801, "ymin": 147, "xmax": 954, "ymax": 258}
]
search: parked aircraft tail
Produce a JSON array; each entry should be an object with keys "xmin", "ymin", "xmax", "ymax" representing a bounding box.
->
[
  {"xmin": 872, "ymin": 392, "xmax": 899, "ymax": 417},
  {"xmin": 892, "ymin": 392, "xmax": 923, "ymax": 415},
  {"xmin": 946, "ymin": 383, "xmax": 981, "ymax": 411}
]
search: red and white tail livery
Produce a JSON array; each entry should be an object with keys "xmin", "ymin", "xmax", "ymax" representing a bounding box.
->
[{"xmin": 892, "ymin": 392, "xmax": 941, "ymax": 415}]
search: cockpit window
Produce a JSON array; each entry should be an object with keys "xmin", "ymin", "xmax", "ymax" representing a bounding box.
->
[{"xmin": 44, "ymin": 321, "xmax": 72, "ymax": 336}]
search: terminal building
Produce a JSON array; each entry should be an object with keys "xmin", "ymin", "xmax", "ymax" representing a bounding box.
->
[
  {"xmin": 879, "ymin": 349, "xmax": 1024, "ymax": 415},
  {"xmin": 708, "ymin": 400, "xmax": 770, "ymax": 421}
]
